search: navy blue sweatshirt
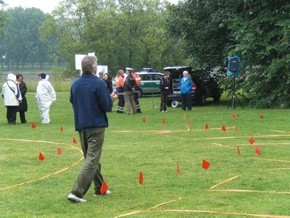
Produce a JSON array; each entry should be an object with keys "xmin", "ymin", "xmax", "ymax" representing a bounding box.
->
[{"xmin": 70, "ymin": 74, "xmax": 113, "ymax": 131}]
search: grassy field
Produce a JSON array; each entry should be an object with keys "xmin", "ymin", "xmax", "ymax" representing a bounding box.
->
[{"xmin": 0, "ymin": 92, "xmax": 289, "ymax": 218}]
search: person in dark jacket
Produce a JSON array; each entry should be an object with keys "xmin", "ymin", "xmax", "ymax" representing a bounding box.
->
[
  {"xmin": 123, "ymin": 67, "xmax": 137, "ymax": 114},
  {"xmin": 16, "ymin": 74, "xmax": 28, "ymax": 123},
  {"xmin": 68, "ymin": 55, "xmax": 117, "ymax": 203},
  {"xmin": 180, "ymin": 70, "xmax": 193, "ymax": 111},
  {"xmin": 104, "ymin": 73, "xmax": 113, "ymax": 94},
  {"xmin": 159, "ymin": 73, "xmax": 170, "ymax": 112}
]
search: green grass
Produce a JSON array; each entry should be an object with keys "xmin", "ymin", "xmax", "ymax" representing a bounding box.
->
[{"xmin": 0, "ymin": 92, "xmax": 290, "ymax": 217}]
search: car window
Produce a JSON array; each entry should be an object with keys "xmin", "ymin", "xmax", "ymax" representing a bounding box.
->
[
  {"xmin": 142, "ymin": 75, "xmax": 151, "ymax": 81},
  {"xmin": 152, "ymin": 74, "xmax": 163, "ymax": 80}
]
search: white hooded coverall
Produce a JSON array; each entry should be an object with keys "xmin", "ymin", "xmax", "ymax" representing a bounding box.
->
[{"xmin": 36, "ymin": 75, "xmax": 56, "ymax": 124}]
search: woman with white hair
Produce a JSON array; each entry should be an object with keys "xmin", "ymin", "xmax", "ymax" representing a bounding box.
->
[
  {"xmin": 2, "ymin": 73, "xmax": 22, "ymax": 125},
  {"xmin": 36, "ymin": 73, "xmax": 56, "ymax": 124},
  {"xmin": 179, "ymin": 70, "xmax": 193, "ymax": 111}
]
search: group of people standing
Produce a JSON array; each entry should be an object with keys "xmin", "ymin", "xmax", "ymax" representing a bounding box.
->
[
  {"xmin": 1, "ymin": 73, "xmax": 56, "ymax": 125},
  {"xmin": 115, "ymin": 67, "xmax": 141, "ymax": 115}
]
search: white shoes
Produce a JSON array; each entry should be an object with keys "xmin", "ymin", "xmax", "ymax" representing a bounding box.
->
[{"xmin": 67, "ymin": 193, "xmax": 86, "ymax": 203}]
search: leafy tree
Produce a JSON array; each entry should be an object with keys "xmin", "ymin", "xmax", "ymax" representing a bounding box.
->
[
  {"xmin": 40, "ymin": 0, "xmax": 186, "ymax": 75},
  {"xmin": 167, "ymin": 0, "xmax": 289, "ymax": 107},
  {"xmin": 0, "ymin": 7, "xmax": 51, "ymax": 69}
]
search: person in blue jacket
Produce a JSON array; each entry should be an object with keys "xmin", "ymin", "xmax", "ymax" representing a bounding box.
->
[
  {"xmin": 68, "ymin": 55, "xmax": 117, "ymax": 203},
  {"xmin": 179, "ymin": 70, "xmax": 193, "ymax": 111}
]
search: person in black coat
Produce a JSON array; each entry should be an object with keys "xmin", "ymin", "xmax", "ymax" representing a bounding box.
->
[
  {"xmin": 159, "ymin": 73, "xmax": 170, "ymax": 112},
  {"xmin": 16, "ymin": 74, "xmax": 28, "ymax": 123},
  {"xmin": 104, "ymin": 73, "xmax": 113, "ymax": 94}
]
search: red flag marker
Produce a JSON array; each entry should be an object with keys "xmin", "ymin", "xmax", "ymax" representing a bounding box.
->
[
  {"xmin": 57, "ymin": 148, "xmax": 62, "ymax": 155},
  {"xmin": 221, "ymin": 125, "xmax": 226, "ymax": 132},
  {"xmin": 237, "ymin": 146, "xmax": 241, "ymax": 156},
  {"xmin": 260, "ymin": 114, "xmax": 264, "ymax": 119},
  {"xmin": 38, "ymin": 152, "xmax": 45, "ymax": 161},
  {"xmin": 139, "ymin": 172, "xmax": 143, "ymax": 185},
  {"xmin": 249, "ymin": 137, "xmax": 255, "ymax": 145},
  {"xmin": 255, "ymin": 146, "xmax": 261, "ymax": 155},
  {"xmin": 100, "ymin": 181, "xmax": 109, "ymax": 195},
  {"xmin": 32, "ymin": 123, "xmax": 37, "ymax": 129},
  {"xmin": 232, "ymin": 113, "xmax": 237, "ymax": 119},
  {"xmin": 60, "ymin": 126, "xmax": 63, "ymax": 132},
  {"xmin": 202, "ymin": 160, "xmax": 211, "ymax": 170},
  {"xmin": 235, "ymin": 126, "xmax": 239, "ymax": 132},
  {"xmin": 205, "ymin": 124, "xmax": 209, "ymax": 130},
  {"xmin": 184, "ymin": 114, "xmax": 188, "ymax": 121},
  {"xmin": 73, "ymin": 137, "xmax": 77, "ymax": 144},
  {"xmin": 177, "ymin": 165, "xmax": 181, "ymax": 174},
  {"xmin": 142, "ymin": 117, "xmax": 146, "ymax": 123},
  {"xmin": 162, "ymin": 118, "xmax": 166, "ymax": 125}
]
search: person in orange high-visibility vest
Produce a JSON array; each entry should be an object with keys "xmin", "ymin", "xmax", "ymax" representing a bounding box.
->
[
  {"xmin": 115, "ymin": 70, "xmax": 125, "ymax": 113},
  {"xmin": 133, "ymin": 72, "xmax": 142, "ymax": 113}
]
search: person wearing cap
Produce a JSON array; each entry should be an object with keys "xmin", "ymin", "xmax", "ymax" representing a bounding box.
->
[
  {"xmin": 124, "ymin": 67, "xmax": 137, "ymax": 114},
  {"xmin": 36, "ymin": 73, "xmax": 56, "ymax": 124},
  {"xmin": 2, "ymin": 73, "xmax": 22, "ymax": 125},
  {"xmin": 16, "ymin": 74, "xmax": 28, "ymax": 123},
  {"xmin": 68, "ymin": 55, "xmax": 116, "ymax": 203}
]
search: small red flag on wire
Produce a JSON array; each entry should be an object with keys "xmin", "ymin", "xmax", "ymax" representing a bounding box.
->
[
  {"xmin": 38, "ymin": 152, "xmax": 45, "ymax": 161},
  {"xmin": 205, "ymin": 124, "xmax": 209, "ymax": 130},
  {"xmin": 73, "ymin": 137, "xmax": 77, "ymax": 144},
  {"xmin": 57, "ymin": 148, "xmax": 62, "ymax": 155},
  {"xmin": 249, "ymin": 137, "xmax": 255, "ymax": 145},
  {"xmin": 32, "ymin": 123, "xmax": 37, "ymax": 129},
  {"xmin": 202, "ymin": 160, "xmax": 211, "ymax": 170},
  {"xmin": 260, "ymin": 114, "xmax": 264, "ymax": 119},
  {"xmin": 177, "ymin": 165, "xmax": 181, "ymax": 174},
  {"xmin": 142, "ymin": 117, "xmax": 146, "ymax": 123},
  {"xmin": 60, "ymin": 126, "xmax": 63, "ymax": 132},
  {"xmin": 237, "ymin": 146, "xmax": 241, "ymax": 156},
  {"xmin": 255, "ymin": 146, "xmax": 261, "ymax": 155},
  {"xmin": 139, "ymin": 172, "xmax": 143, "ymax": 185},
  {"xmin": 162, "ymin": 118, "xmax": 166, "ymax": 125},
  {"xmin": 100, "ymin": 181, "xmax": 109, "ymax": 195},
  {"xmin": 221, "ymin": 125, "xmax": 227, "ymax": 132},
  {"xmin": 232, "ymin": 113, "xmax": 237, "ymax": 119}
]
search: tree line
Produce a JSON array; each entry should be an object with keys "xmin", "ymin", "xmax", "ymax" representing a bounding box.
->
[{"xmin": 0, "ymin": 0, "xmax": 289, "ymax": 108}]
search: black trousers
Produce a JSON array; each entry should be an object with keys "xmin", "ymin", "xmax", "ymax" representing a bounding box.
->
[
  {"xmin": 181, "ymin": 93, "xmax": 192, "ymax": 111},
  {"xmin": 6, "ymin": 106, "xmax": 19, "ymax": 125}
]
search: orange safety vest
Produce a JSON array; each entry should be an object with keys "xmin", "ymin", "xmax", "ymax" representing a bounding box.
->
[
  {"xmin": 116, "ymin": 75, "xmax": 124, "ymax": 87},
  {"xmin": 133, "ymin": 74, "xmax": 141, "ymax": 86}
]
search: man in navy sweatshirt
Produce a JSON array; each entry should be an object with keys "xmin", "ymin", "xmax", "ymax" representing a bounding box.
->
[{"xmin": 68, "ymin": 55, "xmax": 117, "ymax": 203}]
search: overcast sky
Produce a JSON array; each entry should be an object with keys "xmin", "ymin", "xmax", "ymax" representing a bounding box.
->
[{"xmin": 7, "ymin": 0, "xmax": 179, "ymax": 13}]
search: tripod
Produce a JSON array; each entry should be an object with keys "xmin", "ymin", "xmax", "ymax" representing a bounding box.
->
[{"xmin": 228, "ymin": 75, "xmax": 243, "ymax": 109}]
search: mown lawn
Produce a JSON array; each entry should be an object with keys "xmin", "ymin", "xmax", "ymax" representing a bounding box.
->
[{"xmin": 0, "ymin": 92, "xmax": 289, "ymax": 217}]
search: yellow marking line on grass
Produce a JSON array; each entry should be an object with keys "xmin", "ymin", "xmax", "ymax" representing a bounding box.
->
[
  {"xmin": 0, "ymin": 137, "xmax": 83, "ymax": 191},
  {"xmin": 115, "ymin": 196, "xmax": 290, "ymax": 218},
  {"xmin": 209, "ymin": 175, "xmax": 239, "ymax": 190},
  {"xmin": 251, "ymin": 157, "xmax": 290, "ymax": 163},
  {"xmin": 211, "ymin": 189, "xmax": 290, "ymax": 195},
  {"xmin": 115, "ymin": 198, "xmax": 180, "ymax": 218},
  {"xmin": 157, "ymin": 209, "xmax": 290, "ymax": 218}
]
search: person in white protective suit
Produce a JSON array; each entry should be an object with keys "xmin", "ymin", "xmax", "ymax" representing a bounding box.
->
[{"xmin": 36, "ymin": 73, "xmax": 56, "ymax": 124}]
